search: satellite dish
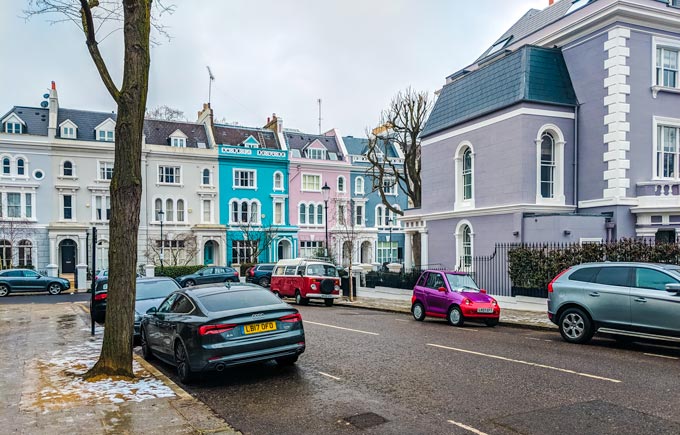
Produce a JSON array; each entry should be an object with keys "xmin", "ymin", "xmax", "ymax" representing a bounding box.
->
[
  {"xmin": 40, "ymin": 101, "xmax": 48, "ymax": 108},
  {"xmin": 43, "ymin": 94, "xmax": 49, "ymax": 99}
]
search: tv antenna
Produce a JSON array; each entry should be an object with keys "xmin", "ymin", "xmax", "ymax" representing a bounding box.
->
[
  {"xmin": 317, "ymin": 98, "xmax": 322, "ymax": 134},
  {"xmin": 206, "ymin": 66, "xmax": 215, "ymax": 105}
]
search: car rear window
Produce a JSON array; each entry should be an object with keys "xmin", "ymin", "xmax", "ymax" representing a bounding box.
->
[
  {"xmin": 136, "ymin": 280, "xmax": 181, "ymax": 300},
  {"xmin": 259, "ymin": 265, "xmax": 274, "ymax": 271},
  {"xmin": 569, "ymin": 267, "xmax": 600, "ymax": 283},
  {"xmin": 595, "ymin": 267, "xmax": 632, "ymax": 287},
  {"xmin": 199, "ymin": 289, "xmax": 282, "ymax": 312}
]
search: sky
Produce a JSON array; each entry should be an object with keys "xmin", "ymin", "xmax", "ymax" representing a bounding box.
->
[{"xmin": 0, "ymin": 0, "xmax": 552, "ymax": 137}]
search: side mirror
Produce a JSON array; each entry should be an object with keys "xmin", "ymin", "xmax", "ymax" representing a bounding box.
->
[
  {"xmin": 665, "ymin": 283, "xmax": 680, "ymax": 294},
  {"xmin": 146, "ymin": 307, "xmax": 158, "ymax": 315},
  {"xmin": 438, "ymin": 286, "xmax": 447, "ymax": 293},
  {"xmin": 197, "ymin": 272, "xmax": 203, "ymax": 276},
  {"xmin": 480, "ymin": 289, "xmax": 487, "ymax": 294}
]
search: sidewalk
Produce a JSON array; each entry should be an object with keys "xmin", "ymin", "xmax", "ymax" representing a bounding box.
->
[
  {"xmin": 0, "ymin": 301, "xmax": 240, "ymax": 434},
  {"xmin": 337, "ymin": 285, "xmax": 556, "ymax": 330}
]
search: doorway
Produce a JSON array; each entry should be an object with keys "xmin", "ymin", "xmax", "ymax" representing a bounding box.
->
[
  {"xmin": 204, "ymin": 240, "xmax": 216, "ymax": 265},
  {"xmin": 278, "ymin": 239, "xmax": 292, "ymax": 261},
  {"xmin": 59, "ymin": 239, "xmax": 77, "ymax": 273}
]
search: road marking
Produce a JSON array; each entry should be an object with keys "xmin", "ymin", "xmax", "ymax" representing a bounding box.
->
[
  {"xmin": 644, "ymin": 353, "xmax": 679, "ymax": 360},
  {"xmin": 525, "ymin": 337, "xmax": 552, "ymax": 343},
  {"xmin": 395, "ymin": 319, "xmax": 410, "ymax": 322},
  {"xmin": 448, "ymin": 419, "xmax": 488, "ymax": 435},
  {"xmin": 79, "ymin": 305, "xmax": 90, "ymax": 314},
  {"xmin": 318, "ymin": 371, "xmax": 341, "ymax": 380},
  {"xmin": 428, "ymin": 343, "xmax": 621, "ymax": 383},
  {"xmin": 457, "ymin": 328, "xmax": 479, "ymax": 332},
  {"xmin": 305, "ymin": 321, "xmax": 379, "ymax": 336}
]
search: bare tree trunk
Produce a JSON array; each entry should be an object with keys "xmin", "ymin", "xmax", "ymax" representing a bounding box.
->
[
  {"xmin": 348, "ymin": 243, "xmax": 354, "ymax": 302},
  {"xmin": 412, "ymin": 232, "xmax": 422, "ymax": 269},
  {"xmin": 85, "ymin": 0, "xmax": 151, "ymax": 380}
]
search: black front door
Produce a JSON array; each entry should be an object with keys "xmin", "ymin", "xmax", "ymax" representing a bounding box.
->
[{"xmin": 60, "ymin": 241, "xmax": 76, "ymax": 273}]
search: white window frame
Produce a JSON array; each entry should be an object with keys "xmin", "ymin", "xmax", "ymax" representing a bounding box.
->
[
  {"xmin": 273, "ymin": 200, "xmax": 284, "ymax": 225},
  {"xmin": 455, "ymin": 220, "xmax": 474, "ymax": 271},
  {"xmin": 98, "ymin": 161, "xmax": 114, "ymax": 181},
  {"xmin": 98, "ymin": 130, "xmax": 114, "ymax": 142},
  {"xmin": 535, "ymin": 125, "xmax": 565, "ymax": 205},
  {"xmin": 201, "ymin": 199, "xmax": 214, "ymax": 224},
  {"xmin": 653, "ymin": 116, "xmax": 680, "ymax": 180},
  {"xmin": 61, "ymin": 160, "xmax": 76, "ymax": 178},
  {"xmin": 652, "ymin": 36, "xmax": 680, "ymax": 94},
  {"xmin": 233, "ymin": 169, "xmax": 257, "ymax": 190},
  {"xmin": 301, "ymin": 173, "xmax": 322, "ymax": 192},
  {"xmin": 201, "ymin": 168, "xmax": 213, "ymax": 186},
  {"xmin": 337, "ymin": 176, "xmax": 346, "ymax": 193},
  {"xmin": 15, "ymin": 156, "xmax": 28, "ymax": 178},
  {"xmin": 307, "ymin": 148, "xmax": 326, "ymax": 160},
  {"xmin": 93, "ymin": 193, "xmax": 111, "ymax": 222},
  {"xmin": 171, "ymin": 137, "xmax": 187, "ymax": 148},
  {"xmin": 158, "ymin": 165, "xmax": 182, "ymax": 185},
  {"xmin": 273, "ymin": 171, "xmax": 284, "ymax": 191},
  {"xmin": 60, "ymin": 120, "xmax": 78, "ymax": 139},
  {"xmin": 355, "ymin": 203, "xmax": 364, "ymax": 227},
  {"xmin": 61, "ymin": 193, "xmax": 75, "ymax": 221},
  {"xmin": 376, "ymin": 241, "xmax": 398, "ymax": 264},
  {"xmin": 299, "ymin": 241, "xmax": 323, "ymax": 258},
  {"xmin": 355, "ymin": 176, "xmax": 364, "ymax": 195},
  {"xmin": 229, "ymin": 199, "xmax": 261, "ymax": 225},
  {"xmin": 454, "ymin": 141, "xmax": 475, "ymax": 210},
  {"xmin": 232, "ymin": 240, "xmax": 257, "ymax": 264}
]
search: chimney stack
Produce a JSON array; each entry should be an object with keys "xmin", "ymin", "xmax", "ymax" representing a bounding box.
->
[
  {"xmin": 549, "ymin": 0, "xmax": 555, "ymax": 5},
  {"xmin": 48, "ymin": 81, "xmax": 59, "ymax": 139}
]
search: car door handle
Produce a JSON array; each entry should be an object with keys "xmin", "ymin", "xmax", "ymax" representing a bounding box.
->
[
  {"xmin": 634, "ymin": 297, "xmax": 647, "ymax": 303},
  {"xmin": 588, "ymin": 292, "xmax": 600, "ymax": 297}
]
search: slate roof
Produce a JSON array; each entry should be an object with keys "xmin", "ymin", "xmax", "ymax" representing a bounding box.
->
[
  {"xmin": 422, "ymin": 46, "xmax": 577, "ymax": 138},
  {"xmin": 57, "ymin": 108, "xmax": 117, "ymax": 141},
  {"xmin": 284, "ymin": 132, "xmax": 342, "ymax": 159},
  {"xmin": 343, "ymin": 135, "xmax": 400, "ymax": 159},
  {"xmin": 1, "ymin": 106, "xmax": 49, "ymax": 136},
  {"xmin": 144, "ymin": 119, "xmax": 208, "ymax": 148},
  {"xmin": 213, "ymin": 124, "xmax": 280, "ymax": 149}
]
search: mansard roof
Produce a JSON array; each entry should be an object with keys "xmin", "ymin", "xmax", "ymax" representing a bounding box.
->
[
  {"xmin": 0, "ymin": 106, "xmax": 48, "ymax": 135},
  {"xmin": 144, "ymin": 119, "xmax": 209, "ymax": 148},
  {"xmin": 342, "ymin": 136, "xmax": 400, "ymax": 159},
  {"xmin": 213, "ymin": 124, "xmax": 280, "ymax": 149},
  {"xmin": 422, "ymin": 46, "xmax": 577, "ymax": 139},
  {"xmin": 284, "ymin": 132, "xmax": 342, "ymax": 160},
  {"xmin": 57, "ymin": 108, "xmax": 118, "ymax": 140}
]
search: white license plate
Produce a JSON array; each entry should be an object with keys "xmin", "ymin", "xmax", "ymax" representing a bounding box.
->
[{"xmin": 477, "ymin": 308, "xmax": 494, "ymax": 313}]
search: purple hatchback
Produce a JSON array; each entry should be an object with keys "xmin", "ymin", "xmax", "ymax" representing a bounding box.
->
[{"xmin": 411, "ymin": 270, "xmax": 501, "ymax": 327}]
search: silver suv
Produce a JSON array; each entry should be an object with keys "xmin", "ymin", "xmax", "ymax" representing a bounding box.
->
[{"xmin": 547, "ymin": 262, "xmax": 680, "ymax": 344}]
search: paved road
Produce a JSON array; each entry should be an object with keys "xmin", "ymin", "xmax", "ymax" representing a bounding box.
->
[
  {"xmin": 146, "ymin": 303, "xmax": 680, "ymax": 435},
  {"xmin": 0, "ymin": 292, "xmax": 90, "ymax": 305}
]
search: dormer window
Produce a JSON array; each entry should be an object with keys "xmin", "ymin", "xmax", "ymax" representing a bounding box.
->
[
  {"xmin": 59, "ymin": 120, "xmax": 78, "ymax": 139},
  {"xmin": 98, "ymin": 130, "xmax": 114, "ymax": 142},
  {"xmin": 307, "ymin": 148, "xmax": 326, "ymax": 160},
  {"xmin": 169, "ymin": 129, "xmax": 188, "ymax": 148},
  {"xmin": 2, "ymin": 114, "xmax": 25, "ymax": 134},
  {"xmin": 241, "ymin": 135, "xmax": 260, "ymax": 148},
  {"xmin": 94, "ymin": 118, "xmax": 116, "ymax": 142}
]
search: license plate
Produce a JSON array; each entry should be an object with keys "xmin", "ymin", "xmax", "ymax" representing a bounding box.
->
[
  {"xmin": 243, "ymin": 321, "xmax": 277, "ymax": 335},
  {"xmin": 477, "ymin": 308, "xmax": 494, "ymax": 313}
]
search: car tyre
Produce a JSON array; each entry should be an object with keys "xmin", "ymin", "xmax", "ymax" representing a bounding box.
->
[
  {"xmin": 412, "ymin": 302, "xmax": 426, "ymax": 321},
  {"xmin": 48, "ymin": 283, "xmax": 63, "ymax": 295},
  {"xmin": 174, "ymin": 341, "xmax": 195, "ymax": 384},
  {"xmin": 141, "ymin": 328, "xmax": 154, "ymax": 361},
  {"xmin": 484, "ymin": 318, "xmax": 499, "ymax": 327},
  {"xmin": 295, "ymin": 291, "xmax": 309, "ymax": 306},
  {"xmin": 447, "ymin": 306, "xmax": 465, "ymax": 327},
  {"xmin": 275, "ymin": 355, "xmax": 298, "ymax": 366},
  {"xmin": 0, "ymin": 284, "xmax": 9, "ymax": 297},
  {"xmin": 324, "ymin": 299, "xmax": 334, "ymax": 307},
  {"xmin": 558, "ymin": 307, "xmax": 594, "ymax": 344},
  {"xmin": 184, "ymin": 280, "xmax": 195, "ymax": 288},
  {"xmin": 259, "ymin": 277, "xmax": 270, "ymax": 287}
]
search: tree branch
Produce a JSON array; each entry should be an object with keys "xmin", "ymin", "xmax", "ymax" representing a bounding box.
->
[{"xmin": 79, "ymin": 0, "xmax": 120, "ymax": 102}]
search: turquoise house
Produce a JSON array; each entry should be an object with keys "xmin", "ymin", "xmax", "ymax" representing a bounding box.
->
[{"xmin": 216, "ymin": 124, "xmax": 297, "ymax": 265}]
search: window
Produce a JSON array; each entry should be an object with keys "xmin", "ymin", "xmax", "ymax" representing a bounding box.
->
[
  {"xmin": 203, "ymin": 199, "xmax": 213, "ymax": 223},
  {"xmin": 171, "ymin": 137, "xmax": 186, "ymax": 148},
  {"xmin": 0, "ymin": 240, "xmax": 11, "ymax": 268},
  {"xmin": 425, "ymin": 272, "xmax": 445, "ymax": 290},
  {"xmin": 299, "ymin": 204, "xmax": 306, "ymax": 224},
  {"xmin": 302, "ymin": 174, "xmax": 321, "ymax": 191},
  {"xmin": 377, "ymin": 241, "xmax": 398, "ymax": 264},
  {"xmin": 635, "ymin": 268, "xmax": 677, "ymax": 291},
  {"xmin": 355, "ymin": 204, "xmax": 364, "ymax": 226},
  {"xmin": 18, "ymin": 240, "xmax": 32, "ymax": 267},
  {"xmin": 338, "ymin": 203, "xmax": 346, "ymax": 226},
  {"xmin": 98, "ymin": 130, "xmax": 114, "ymax": 142},
  {"xmin": 7, "ymin": 193, "xmax": 20, "ymax": 218},
  {"xmin": 462, "ymin": 148, "xmax": 472, "ymax": 200},
  {"xmin": 95, "ymin": 194, "xmax": 111, "ymax": 221},
  {"xmin": 316, "ymin": 204, "xmax": 323, "ymax": 225},
  {"xmin": 202, "ymin": 169, "xmax": 211, "ymax": 186},
  {"xmin": 5, "ymin": 122, "xmax": 21, "ymax": 134},
  {"xmin": 158, "ymin": 166, "xmax": 181, "ymax": 184},
  {"xmin": 99, "ymin": 162, "xmax": 114, "ymax": 181},
  {"xmin": 165, "ymin": 199, "xmax": 174, "ymax": 222},
  {"xmin": 61, "ymin": 125, "xmax": 76, "ymax": 138},
  {"xmin": 25, "ymin": 193, "xmax": 32, "ymax": 219},
  {"xmin": 337, "ymin": 176, "xmax": 346, "ymax": 193},
  {"xmin": 376, "ymin": 206, "xmax": 383, "ymax": 227},
  {"xmin": 383, "ymin": 177, "xmax": 396, "ymax": 195},
  {"xmin": 567, "ymin": 0, "xmax": 590, "ymax": 15},
  {"xmin": 2, "ymin": 158, "xmax": 9, "ymax": 175},
  {"xmin": 63, "ymin": 195, "xmax": 73, "ymax": 220},
  {"xmin": 657, "ymin": 125, "xmax": 679, "ymax": 178},
  {"xmin": 274, "ymin": 172, "xmax": 283, "ymax": 191},
  {"xmin": 299, "ymin": 241, "xmax": 323, "ymax": 258},
  {"xmin": 307, "ymin": 148, "xmax": 325, "ymax": 160},
  {"xmin": 16, "ymin": 159, "xmax": 25, "ymax": 176},
  {"xmin": 274, "ymin": 201, "xmax": 283, "ymax": 225},
  {"xmin": 595, "ymin": 267, "xmax": 632, "ymax": 287},
  {"xmin": 230, "ymin": 200, "xmax": 259, "ymax": 224},
  {"xmin": 540, "ymin": 132, "xmax": 556, "ymax": 198},
  {"xmin": 461, "ymin": 225, "xmax": 472, "ymax": 268},
  {"xmin": 234, "ymin": 170, "xmax": 256, "ymax": 188},
  {"xmin": 570, "ymin": 267, "xmax": 600, "ymax": 283},
  {"xmin": 176, "ymin": 199, "xmax": 185, "ymax": 222},
  {"xmin": 656, "ymin": 47, "xmax": 679, "ymax": 88},
  {"xmin": 355, "ymin": 177, "xmax": 364, "ymax": 195},
  {"xmin": 154, "ymin": 198, "xmax": 163, "ymax": 221},
  {"xmin": 63, "ymin": 161, "xmax": 73, "ymax": 177},
  {"xmin": 232, "ymin": 240, "xmax": 257, "ymax": 263}
]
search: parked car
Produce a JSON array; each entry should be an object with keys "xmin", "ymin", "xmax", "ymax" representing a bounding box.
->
[
  {"xmin": 175, "ymin": 266, "xmax": 239, "ymax": 287},
  {"xmin": 91, "ymin": 276, "xmax": 181, "ymax": 339},
  {"xmin": 0, "ymin": 269, "xmax": 70, "ymax": 297},
  {"xmin": 246, "ymin": 264, "xmax": 276, "ymax": 287},
  {"xmin": 548, "ymin": 262, "xmax": 680, "ymax": 344},
  {"xmin": 270, "ymin": 258, "xmax": 341, "ymax": 306},
  {"xmin": 93, "ymin": 269, "xmax": 143, "ymax": 282},
  {"xmin": 411, "ymin": 270, "xmax": 500, "ymax": 327},
  {"xmin": 140, "ymin": 283, "xmax": 306, "ymax": 383}
]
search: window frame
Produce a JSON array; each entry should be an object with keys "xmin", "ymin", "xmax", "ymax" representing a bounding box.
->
[
  {"xmin": 337, "ymin": 176, "xmax": 346, "ymax": 193},
  {"xmin": 653, "ymin": 37, "xmax": 680, "ymax": 91},
  {"xmin": 301, "ymin": 173, "xmax": 322, "ymax": 192},
  {"xmin": 534, "ymin": 125, "xmax": 566, "ymax": 205},
  {"xmin": 201, "ymin": 168, "xmax": 212, "ymax": 186},
  {"xmin": 273, "ymin": 171, "xmax": 284, "ymax": 191},
  {"xmin": 62, "ymin": 194, "xmax": 74, "ymax": 221},
  {"xmin": 233, "ymin": 168, "xmax": 257, "ymax": 190},
  {"xmin": 98, "ymin": 161, "xmax": 114, "ymax": 181},
  {"xmin": 158, "ymin": 165, "xmax": 182, "ymax": 185},
  {"xmin": 654, "ymin": 117, "xmax": 680, "ymax": 180},
  {"xmin": 355, "ymin": 176, "xmax": 364, "ymax": 195}
]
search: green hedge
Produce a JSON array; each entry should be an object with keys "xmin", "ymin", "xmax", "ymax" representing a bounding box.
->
[{"xmin": 155, "ymin": 265, "xmax": 205, "ymax": 279}]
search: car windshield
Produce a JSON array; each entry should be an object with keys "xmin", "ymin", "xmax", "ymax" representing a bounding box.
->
[
  {"xmin": 667, "ymin": 268, "xmax": 680, "ymax": 280},
  {"xmin": 199, "ymin": 289, "xmax": 282, "ymax": 312},
  {"xmin": 136, "ymin": 280, "xmax": 180, "ymax": 300},
  {"xmin": 306, "ymin": 264, "xmax": 338, "ymax": 277},
  {"xmin": 444, "ymin": 273, "xmax": 479, "ymax": 292}
]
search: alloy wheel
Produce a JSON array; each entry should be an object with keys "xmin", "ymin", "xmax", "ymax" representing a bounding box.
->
[
  {"xmin": 48, "ymin": 284, "xmax": 62, "ymax": 295},
  {"xmin": 562, "ymin": 313, "xmax": 585, "ymax": 339},
  {"xmin": 412, "ymin": 303, "xmax": 425, "ymax": 321},
  {"xmin": 175, "ymin": 343, "xmax": 190, "ymax": 381},
  {"xmin": 0, "ymin": 285, "xmax": 8, "ymax": 297}
]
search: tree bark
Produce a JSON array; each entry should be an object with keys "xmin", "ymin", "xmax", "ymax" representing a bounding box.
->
[
  {"xmin": 85, "ymin": 0, "xmax": 151, "ymax": 380},
  {"xmin": 412, "ymin": 232, "xmax": 422, "ymax": 269}
]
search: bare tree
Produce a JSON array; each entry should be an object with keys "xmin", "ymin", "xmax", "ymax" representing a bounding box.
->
[
  {"xmin": 25, "ymin": 0, "xmax": 173, "ymax": 379},
  {"xmin": 0, "ymin": 220, "xmax": 36, "ymax": 269},
  {"xmin": 330, "ymin": 199, "xmax": 359, "ymax": 302},
  {"xmin": 146, "ymin": 232, "xmax": 198, "ymax": 267},
  {"xmin": 229, "ymin": 217, "xmax": 280, "ymax": 265},
  {"xmin": 365, "ymin": 88, "xmax": 432, "ymax": 268},
  {"xmin": 145, "ymin": 105, "xmax": 186, "ymax": 121}
]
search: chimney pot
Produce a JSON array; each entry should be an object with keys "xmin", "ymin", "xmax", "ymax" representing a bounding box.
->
[
  {"xmin": 51, "ymin": 81, "xmax": 56, "ymax": 90},
  {"xmin": 549, "ymin": 0, "xmax": 554, "ymax": 5}
]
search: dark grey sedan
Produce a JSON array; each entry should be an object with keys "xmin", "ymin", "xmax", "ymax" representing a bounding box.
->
[
  {"xmin": 0, "ymin": 269, "xmax": 70, "ymax": 297},
  {"xmin": 141, "ymin": 284, "xmax": 306, "ymax": 383},
  {"xmin": 175, "ymin": 266, "xmax": 240, "ymax": 287}
]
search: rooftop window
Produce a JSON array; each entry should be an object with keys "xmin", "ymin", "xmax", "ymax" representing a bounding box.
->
[{"xmin": 567, "ymin": 0, "xmax": 591, "ymax": 14}]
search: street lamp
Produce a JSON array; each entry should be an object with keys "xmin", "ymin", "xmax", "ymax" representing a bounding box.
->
[
  {"xmin": 321, "ymin": 182, "xmax": 331, "ymax": 257},
  {"xmin": 386, "ymin": 217, "xmax": 393, "ymax": 263},
  {"xmin": 158, "ymin": 209, "xmax": 165, "ymax": 270}
]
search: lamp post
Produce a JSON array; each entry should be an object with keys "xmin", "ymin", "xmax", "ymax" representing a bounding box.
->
[
  {"xmin": 158, "ymin": 210, "xmax": 165, "ymax": 270},
  {"xmin": 386, "ymin": 217, "xmax": 393, "ymax": 263},
  {"xmin": 321, "ymin": 182, "xmax": 331, "ymax": 258}
]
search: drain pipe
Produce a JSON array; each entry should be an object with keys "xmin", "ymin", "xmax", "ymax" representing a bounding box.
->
[{"xmin": 573, "ymin": 104, "xmax": 580, "ymax": 211}]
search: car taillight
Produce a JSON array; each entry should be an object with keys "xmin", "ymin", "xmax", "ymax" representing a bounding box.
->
[
  {"xmin": 548, "ymin": 268, "xmax": 570, "ymax": 293},
  {"xmin": 249, "ymin": 269, "xmax": 254, "ymax": 277},
  {"xmin": 199, "ymin": 324, "xmax": 237, "ymax": 335},
  {"xmin": 411, "ymin": 295, "xmax": 416, "ymax": 304},
  {"xmin": 279, "ymin": 313, "xmax": 302, "ymax": 323},
  {"xmin": 94, "ymin": 293, "xmax": 107, "ymax": 301}
]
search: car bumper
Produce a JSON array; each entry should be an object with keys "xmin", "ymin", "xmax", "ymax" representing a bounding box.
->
[
  {"xmin": 245, "ymin": 277, "xmax": 256, "ymax": 283},
  {"xmin": 460, "ymin": 305, "xmax": 500, "ymax": 319},
  {"xmin": 304, "ymin": 293, "xmax": 340, "ymax": 299}
]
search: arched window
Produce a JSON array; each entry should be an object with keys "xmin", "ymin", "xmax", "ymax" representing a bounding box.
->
[
  {"xmin": 337, "ymin": 176, "xmax": 345, "ymax": 193},
  {"xmin": 316, "ymin": 204, "xmax": 323, "ymax": 225},
  {"xmin": 251, "ymin": 202, "xmax": 259, "ymax": 223},
  {"xmin": 17, "ymin": 158, "xmax": 25, "ymax": 176},
  {"xmin": 232, "ymin": 201, "xmax": 239, "ymax": 223},
  {"xmin": 462, "ymin": 148, "xmax": 472, "ymax": 200},
  {"xmin": 154, "ymin": 199, "xmax": 163, "ymax": 221},
  {"xmin": 540, "ymin": 132, "xmax": 555, "ymax": 199},
  {"xmin": 299, "ymin": 203, "xmax": 306, "ymax": 224},
  {"xmin": 97, "ymin": 239, "xmax": 109, "ymax": 270},
  {"xmin": 165, "ymin": 199, "xmax": 174, "ymax": 222},
  {"xmin": 455, "ymin": 142, "xmax": 475, "ymax": 208},
  {"xmin": 18, "ymin": 240, "xmax": 32, "ymax": 267},
  {"xmin": 63, "ymin": 161, "xmax": 73, "ymax": 177},
  {"xmin": 308, "ymin": 204, "xmax": 315, "ymax": 225},
  {"xmin": 273, "ymin": 172, "xmax": 283, "ymax": 190},
  {"xmin": 2, "ymin": 158, "xmax": 10, "ymax": 175},
  {"xmin": 202, "ymin": 169, "xmax": 211, "ymax": 186},
  {"xmin": 455, "ymin": 220, "xmax": 474, "ymax": 272},
  {"xmin": 376, "ymin": 206, "xmax": 383, "ymax": 227},
  {"xmin": 176, "ymin": 199, "xmax": 185, "ymax": 222},
  {"xmin": 241, "ymin": 201, "xmax": 249, "ymax": 223},
  {"xmin": 0, "ymin": 239, "xmax": 11, "ymax": 268},
  {"xmin": 462, "ymin": 225, "xmax": 472, "ymax": 268},
  {"xmin": 355, "ymin": 177, "xmax": 364, "ymax": 195}
]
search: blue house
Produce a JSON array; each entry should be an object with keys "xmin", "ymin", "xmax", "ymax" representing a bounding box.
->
[
  {"xmin": 216, "ymin": 123, "xmax": 297, "ymax": 265},
  {"xmin": 342, "ymin": 136, "xmax": 408, "ymax": 266}
]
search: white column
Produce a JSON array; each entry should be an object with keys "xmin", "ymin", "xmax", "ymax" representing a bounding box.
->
[
  {"xmin": 421, "ymin": 230, "xmax": 429, "ymax": 268},
  {"xmin": 49, "ymin": 237, "xmax": 56, "ymax": 265},
  {"xmin": 404, "ymin": 232, "xmax": 412, "ymax": 271},
  {"xmin": 78, "ymin": 236, "xmax": 87, "ymax": 265}
]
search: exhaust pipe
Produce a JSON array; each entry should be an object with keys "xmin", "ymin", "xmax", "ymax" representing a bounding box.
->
[{"xmin": 215, "ymin": 363, "xmax": 225, "ymax": 372}]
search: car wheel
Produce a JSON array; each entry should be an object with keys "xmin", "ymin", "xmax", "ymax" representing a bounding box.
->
[
  {"xmin": 140, "ymin": 328, "xmax": 154, "ymax": 360},
  {"xmin": 484, "ymin": 318, "xmax": 499, "ymax": 327},
  {"xmin": 184, "ymin": 280, "xmax": 195, "ymax": 288},
  {"xmin": 558, "ymin": 308, "xmax": 594, "ymax": 344},
  {"xmin": 174, "ymin": 341, "xmax": 195, "ymax": 384},
  {"xmin": 295, "ymin": 291, "xmax": 309, "ymax": 306},
  {"xmin": 48, "ymin": 283, "xmax": 63, "ymax": 295},
  {"xmin": 447, "ymin": 306, "xmax": 465, "ymax": 327},
  {"xmin": 324, "ymin": 299, "xmax": 334, "ymax": 307},
  {"xmin": 275, "ymin": 355, "xmax": 298, "ymax": 366},
  {"xmin": 259, "ymin": 277, "xmax": 270, "ymax": 287},
  {"xmin": 0, "ymin": 284, "xmax": 9, "ymax": 297},
  {"xmin": 412, "ymin": 302, "xmax": 426, "ymax": 321}
]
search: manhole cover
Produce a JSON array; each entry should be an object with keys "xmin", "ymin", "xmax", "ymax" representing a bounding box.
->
[{"xmin": 344, "ymin": 412, "xmax": 388, "ymax": 429}]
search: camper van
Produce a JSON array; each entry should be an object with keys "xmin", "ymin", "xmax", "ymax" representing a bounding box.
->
[{"xmin": 270, "ymin": 258, "xmax": 341, "ymax": 306}]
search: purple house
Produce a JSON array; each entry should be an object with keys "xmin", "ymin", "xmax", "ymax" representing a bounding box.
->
[{"xmin": 404, "ymin": 0, "xmax": 680, "ymax": 270}]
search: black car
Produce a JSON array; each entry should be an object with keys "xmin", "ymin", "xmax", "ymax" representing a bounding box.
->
[
  {"xmin": 245, "ymin": 264, "xmax": 276, "ymax": 287},
  {"xmin": 140, "ymin": 284, "xmax": 306, "ymax": 383},
  {"xmin": 91, "ymin": 276, "xmax": 181, "ymax": 338},
  {"xmin": 0, "ymin": 269, "xmax": 70, "ymax": 297},
  {"xmin": 175, "ymin": 266, "xmax": 239, "ymax": 287}
]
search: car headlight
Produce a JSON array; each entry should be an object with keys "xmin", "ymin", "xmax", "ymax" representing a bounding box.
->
[
  {"xmin": 310, "ymin": 284, "xmax": 317, "ymax": 290},
  {"xmin": 134, "ymin": 313, "xmax": 142, "ymax": 323},
  {"xmin": 334, "ymin": 285, "xmax": 341, "ymax": 291}
]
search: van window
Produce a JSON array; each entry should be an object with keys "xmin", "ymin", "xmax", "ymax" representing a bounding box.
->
[
  {"xmin": 274, "ymin": 266, "xmax": 285, "ymax": 275},
  {"xmin": 284, "ymin": 266, "xmax": 298, "ymax": 275},
  {"xmin": 595, "ymin": 267, "xmax": 632, "ymax": 287},
  {"xmin": 569, "ymin": 267, "xmax": 600, "ymax": 283},
  {"xmin": 306, "ymin": 264, "xmax": 338, "ymax": 277}
]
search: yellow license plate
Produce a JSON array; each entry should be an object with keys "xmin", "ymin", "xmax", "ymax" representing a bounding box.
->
[{"xmin": 243, "ymin": 321, "xmax": 277, "ymax": 335}]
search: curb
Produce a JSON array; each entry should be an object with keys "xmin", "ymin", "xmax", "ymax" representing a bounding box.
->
[{"xmin": 133, "ymin": 354, "xmax": 193, "ymax": 400}]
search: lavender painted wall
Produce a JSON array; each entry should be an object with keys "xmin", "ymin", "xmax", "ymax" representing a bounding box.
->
[{"xmin": 522, "ymin": 214, "xmax": 607, "ymax": 243}]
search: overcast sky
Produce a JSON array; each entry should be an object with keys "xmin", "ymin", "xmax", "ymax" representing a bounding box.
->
[{"xmin": 1, "ymin": 0, "xmax": 551, "ymax": 137}]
